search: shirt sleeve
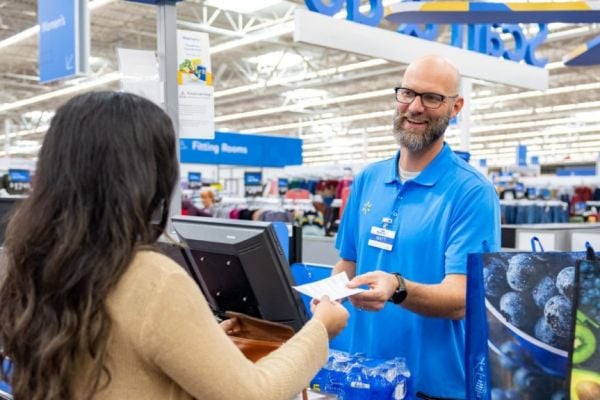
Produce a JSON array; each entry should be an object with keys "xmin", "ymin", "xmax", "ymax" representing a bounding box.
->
[
  {"xmin": 139, "ymin": 270, "xmax": 329, "ymax": 400},
  {"xmin": 444, "ymin": 183, "xmax": 501, "ymax": 275},
  {"xmin": 335, "ymin": 174, "xmax": 361, "ymax": 261}
]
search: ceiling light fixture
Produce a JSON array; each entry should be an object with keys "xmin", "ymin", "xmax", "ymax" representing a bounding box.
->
[
  {"xmin": 240, "ymin": 109, "xmax": 393, "ymax": 134},
  {"xmin": 247, "ymin": 50, "xmax": 304, "ymax": 73},
  {"xmin": 216, "ymin": 88, "xmax": 390, "ymax": 123},
  {"xmin": 0, "ymin": 72, "xmax": 120, "ymax": 114},
  {"xmin": 210, "ymin": 21, "xmax": 294, "ymax": 54},
  {"xmin": 204, "ymin": 0, "xmax": 281, "ymax": 14}
]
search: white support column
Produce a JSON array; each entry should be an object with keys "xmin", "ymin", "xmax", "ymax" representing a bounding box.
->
[
  {"xmin": 4, "ymin": 119, "xmax": 12, "ymax": 160},
  {"xmin": 362, "ymin": 128, "xmax": 368, "ymax": 162},
  {"xmin": 459, "ymin": 77, "xmax": 472, "ymax": 152},
  {"xmin": 156, "ymin": 1, "xmax": 181, "ymax": 223}
]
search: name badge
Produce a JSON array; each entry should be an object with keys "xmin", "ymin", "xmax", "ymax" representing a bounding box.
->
[{"xmin": 367, "ymin": 226, "xmax": 396, "ymax": 251}]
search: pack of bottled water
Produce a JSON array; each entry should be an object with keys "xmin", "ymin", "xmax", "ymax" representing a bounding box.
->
[{"xmin": 310, "ymin": 350, "xmax": 410, "ymax": 399}]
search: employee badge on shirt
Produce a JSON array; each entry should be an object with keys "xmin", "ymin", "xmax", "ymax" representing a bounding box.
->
[{"xmin": 367, "ymin": 222, "xmax": 396, "ymax": 251}]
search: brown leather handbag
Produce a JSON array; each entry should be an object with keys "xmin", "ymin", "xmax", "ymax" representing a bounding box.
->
[
  {"xmin": 225, "ymin": 311, "xmax": 309, "ymax": 399},
  {"xmin": 224, "ymin": 311, "xmax": 295, "ymax": 362}
]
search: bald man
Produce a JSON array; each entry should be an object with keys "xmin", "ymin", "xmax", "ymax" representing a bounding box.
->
[{"xmin": 333, "ymin": 55, "xmax": 501, "ymax": 399}]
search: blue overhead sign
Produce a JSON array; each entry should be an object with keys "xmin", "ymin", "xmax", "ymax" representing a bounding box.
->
[
  {"xmin": 180, "ymin": 132, "xmax": 302, "ymax": 167},
  {"xmin": 38, "ymin": 0, "xmax": 88, "ymax": 83},
  {"xmin": 8, "ymin": 169, "xmax": 31, "ymax": 183},
  {"xmin": 244, "ymin": 172, "xmax": 263, "ymax": 186},
  {"xmin": 188, "ymin": 172, "xmax": 202, "ymax": 183},
  {"xmin": 563, "ymin": 35, "xmax": 600, "ymax": 66},
  {"xmin": 384, "ymin": 1, "xmax": 600, "ymax": 24}
]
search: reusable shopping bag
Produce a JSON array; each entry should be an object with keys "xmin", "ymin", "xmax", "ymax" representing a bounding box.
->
[
  {"xmin": 568, "ymin": 245, "xmax": 600, "ymax": 400},
  {"xmin": 466, "ymin": 239, "xmax": 585, "ymax": 399}
]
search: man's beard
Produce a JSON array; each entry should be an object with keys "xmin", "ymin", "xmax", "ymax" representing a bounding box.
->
[{"xmin": 392, "ymin": 110, "xmax": 451, "ymax": 153}]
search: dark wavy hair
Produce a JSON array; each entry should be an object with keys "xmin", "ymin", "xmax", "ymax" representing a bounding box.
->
[{"xmin": 0, "ymin": 91, "xmax": 178, "ymax": 399}]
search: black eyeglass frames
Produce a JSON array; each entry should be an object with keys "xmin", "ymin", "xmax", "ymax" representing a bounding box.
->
[{"xmin": 394, "ymin": 87, "xmax": 458, "ymax": 109}]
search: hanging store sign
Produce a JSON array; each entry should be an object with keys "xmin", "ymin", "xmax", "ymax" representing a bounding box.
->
[
  {"xmin": 294, "ymin": 9, "xmax": 548, "ymax": 90},
  {"xmin": 244, "ymin": 172, "xmax": 263, "ymax": 197},
  {"xmin": 517, "ymin": 145, "xmax": 527, "ymax": 167},
  {"xmin": 304, "ymin": 0, "xmax": 551, "ymax": 67},
  {"xmin": 180, "ymin": 132, "xmax": 303, "ymax": 167},
  {"xmin": 38, "ymin": 0, "xmax": 89, "ymax": 83}
]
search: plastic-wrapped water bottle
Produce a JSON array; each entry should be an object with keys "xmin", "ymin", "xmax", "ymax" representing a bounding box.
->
[
  {"xmin": 311, "ymin": 351, "xmax": 350, "ymax": 397},
  {"xmin": 365, "ymin": 365, "xmax": 393, "ymax": 399},
  {"xmin": 344, "ymin": 363, "xmax": 371, "ymax": 400},
  {"xmin": 311, "ymin": 359, "xmax": 333, "ymax": 393},
  {"xmin": 356, "ymin": 366, "xmax": 394, "ymax": 400},
  {"xmin": 383, "ymin": 357, "xmax": 410, "ymax": 400}
]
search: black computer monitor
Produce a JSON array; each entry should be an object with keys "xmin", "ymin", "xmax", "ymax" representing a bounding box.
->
[
  {"xmin": 170, "ymin": 216, "xmax": 309, "ymax": 332},
  {"xmin": 0, "ymin": 197, "xmax": 24, "ymax": 245}
]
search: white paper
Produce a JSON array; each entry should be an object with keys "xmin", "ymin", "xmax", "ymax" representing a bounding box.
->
[
  {"xmin": 293, "ymin": 272, "xmax": 365, "ymax": 301},
  {"xmin": 178, "ymin": 85, "xmax": 214, "ymax": 138},
  {"xmin": 117, "ymin": 48, "xmax": 162, "ymax": 106},
  {"xmin": 117, "ymin": 48, "xmax": 159, "ymax": 78}
]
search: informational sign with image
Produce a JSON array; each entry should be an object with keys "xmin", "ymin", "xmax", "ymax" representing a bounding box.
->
[{"xmin": 176, "ymin": 30, "xmax": 214, "ymax": 139}]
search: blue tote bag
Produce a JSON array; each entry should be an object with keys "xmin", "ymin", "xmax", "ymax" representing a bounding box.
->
[{"xmin": 466, "ymin": 241, "xmax": 586, "ymax": 399}]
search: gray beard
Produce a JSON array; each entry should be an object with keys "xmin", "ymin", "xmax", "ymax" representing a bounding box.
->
[{"xmin": 393, "ymin": 110, "xmax": 451, "ymax": 153}]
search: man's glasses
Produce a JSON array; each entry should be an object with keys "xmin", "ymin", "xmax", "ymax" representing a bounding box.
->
[{"xmin": 394, "ymin": 87, "xmax": 458, "ymax": 109}]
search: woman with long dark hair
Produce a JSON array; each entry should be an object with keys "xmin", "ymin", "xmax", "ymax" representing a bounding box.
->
[{"xmin": 0, "ymin": 91, "xmax": 348, "ymax": 400}]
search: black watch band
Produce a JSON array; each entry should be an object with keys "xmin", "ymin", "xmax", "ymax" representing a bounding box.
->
[{"xmin": 388, "ymin": 272, "xmax": 408, "ymax": 304}]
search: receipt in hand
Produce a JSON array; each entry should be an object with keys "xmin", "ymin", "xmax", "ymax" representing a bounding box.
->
[{"xmin": 292, "ymin": 272, "xmax": 366, "ymax": 301}]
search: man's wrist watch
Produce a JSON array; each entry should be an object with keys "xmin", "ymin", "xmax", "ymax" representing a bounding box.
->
[{"xmin": 388, "ymin": 272, "xmax": 408, "ymax": 304}]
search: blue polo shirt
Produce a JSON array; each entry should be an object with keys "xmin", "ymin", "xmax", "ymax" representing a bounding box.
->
[{"xmin": 335, "ymin": 143, "xmax": 500, "ymax": 399}]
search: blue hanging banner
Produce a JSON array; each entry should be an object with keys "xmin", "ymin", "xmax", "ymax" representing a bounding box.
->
[
  {"xmin": 38, "ymin": 0, "xmax": 88, "ymax": 83},
  {"xmin": 180, "ymin": 132, "xmax": 303, "ymax": 167}
]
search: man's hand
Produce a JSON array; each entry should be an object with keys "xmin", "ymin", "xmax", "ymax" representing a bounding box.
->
[{"xmin": 346, "ymin": 271, "xmax": 398, "ymax": 311}]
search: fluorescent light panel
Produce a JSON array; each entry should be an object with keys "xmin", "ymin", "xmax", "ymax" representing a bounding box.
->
[
  {"xmin": 240, "ymin": 110, "xmax": 394, "ymax": 133},
  {"xmin": 216, "ymin": 88, "xmax": 390, "ymax": 122},
  {"xmin": 0, "ymin": 72, "xmax": 121, "ymax": 113},
  {"xmin": 204, "ymin": 0, "xmax": 281, "ymax": 14},
  {"xmin": 210, "ymin": 21, "xmax": 294, "ymax": 54}
]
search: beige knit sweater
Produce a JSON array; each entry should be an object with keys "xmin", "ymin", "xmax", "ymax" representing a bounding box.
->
[{"xmin": 73, "ymin": 250, "xmax": 329, "ymax": 399}]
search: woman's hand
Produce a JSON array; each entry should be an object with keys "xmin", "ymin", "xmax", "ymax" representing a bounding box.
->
[{"xmin": 219, "ymin": 317, "xmax": 241, "ymax": 335}]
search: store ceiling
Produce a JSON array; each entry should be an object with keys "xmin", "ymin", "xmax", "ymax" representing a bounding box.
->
[{"xmin": 1, "ymin": 0, "xmax": 600, "ymax": 168}]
